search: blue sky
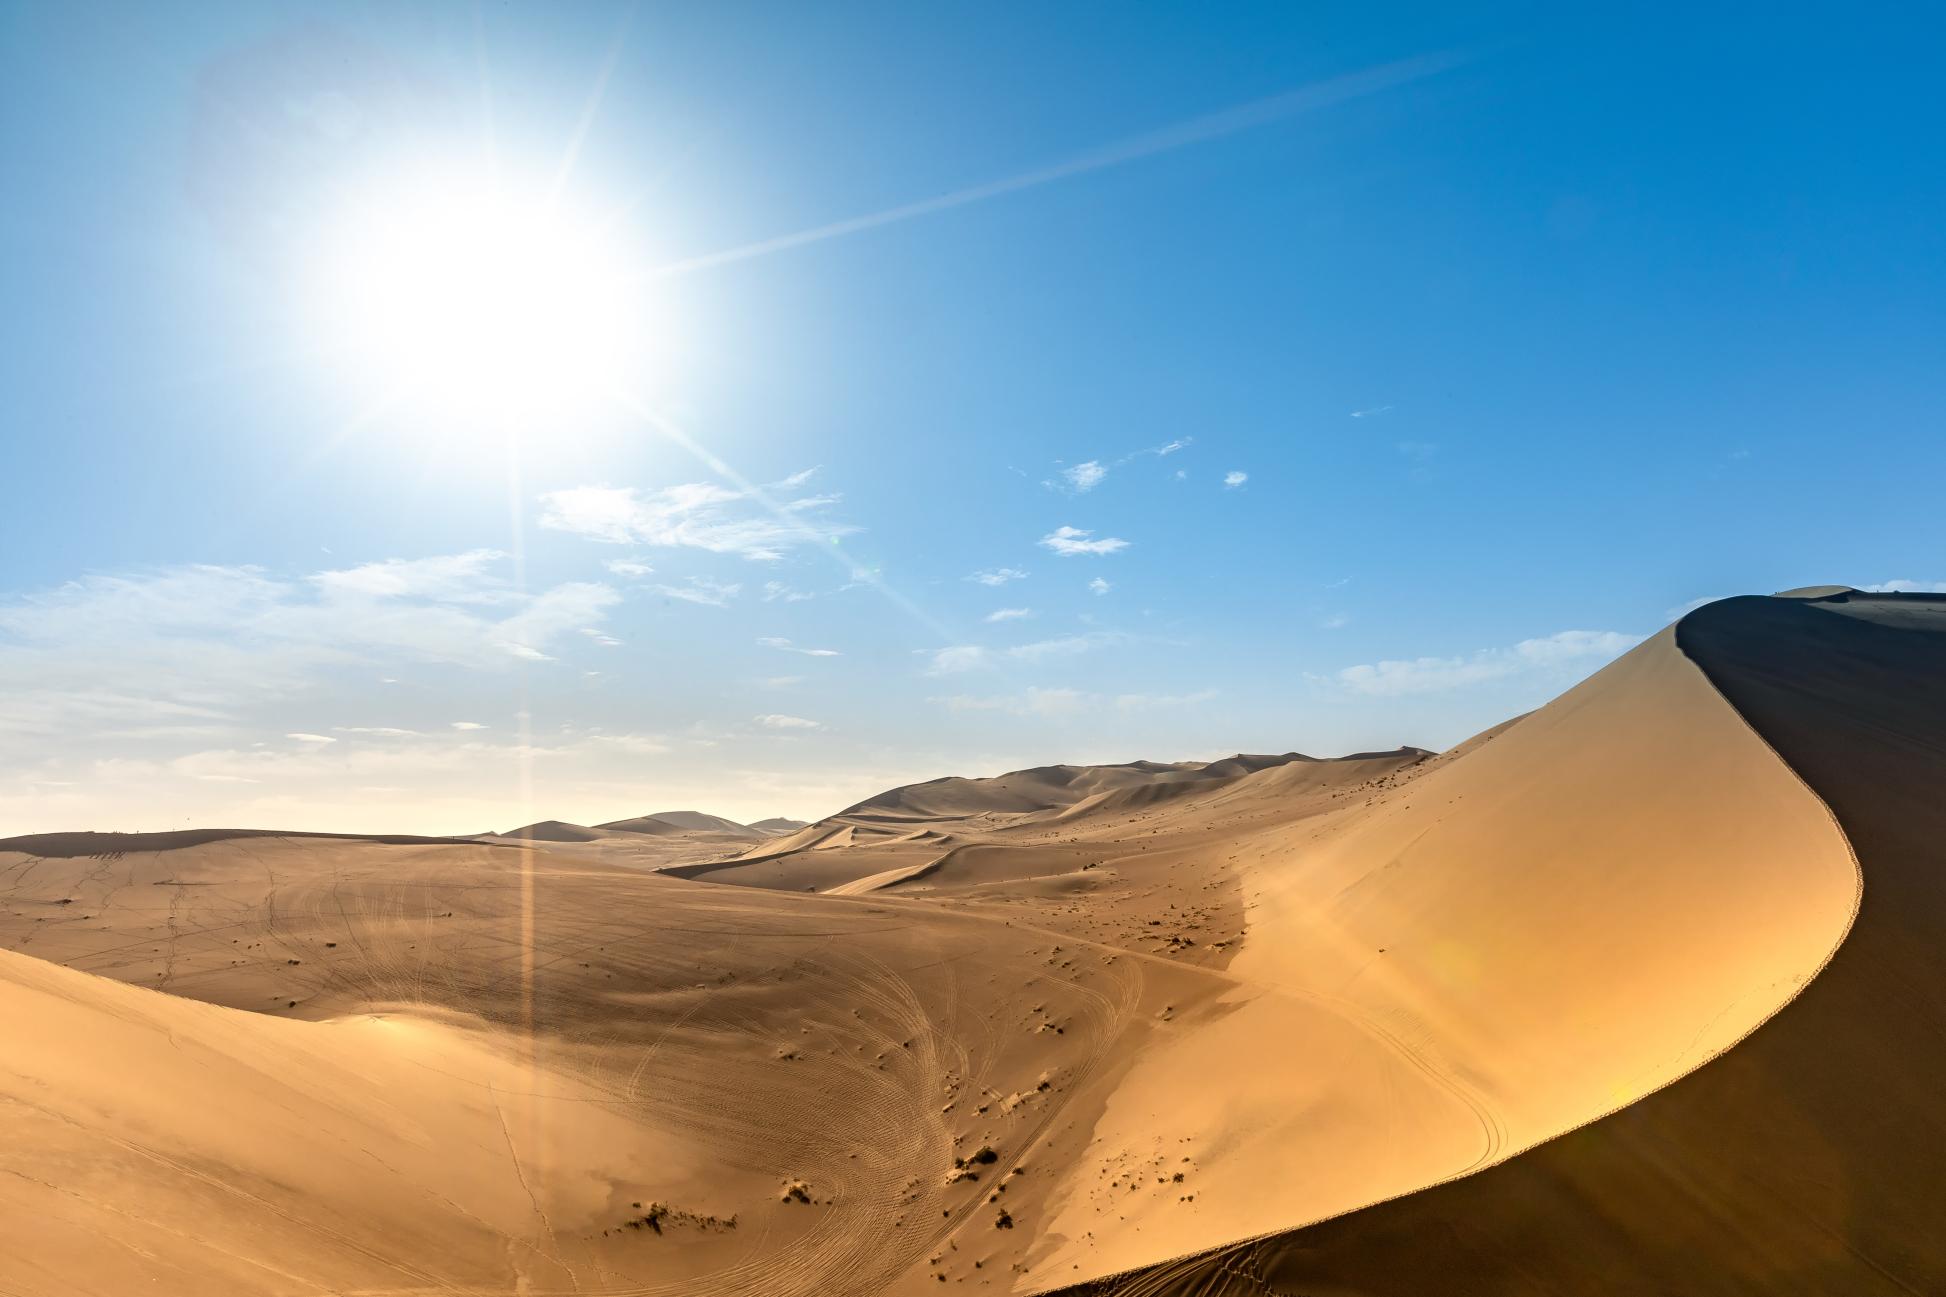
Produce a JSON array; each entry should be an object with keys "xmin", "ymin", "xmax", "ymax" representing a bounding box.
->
[{"xmin": 2, "ymin": 2, "xmax": 1941, "ymax": 833}]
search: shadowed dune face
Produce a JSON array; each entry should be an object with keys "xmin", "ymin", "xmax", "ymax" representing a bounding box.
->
[
  {"xmin": 1057, "ymin": 592, "xmax": 1946, "ymax": 1297},
  {"xmin": 0, "ymin": 595, "xmax": 1929, "ymax": 1296}
]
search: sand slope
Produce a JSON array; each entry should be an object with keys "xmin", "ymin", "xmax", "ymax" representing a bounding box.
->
[{"xmin": 1059, "ymin": 591, "xmax": 1945, "ymax": 1296}]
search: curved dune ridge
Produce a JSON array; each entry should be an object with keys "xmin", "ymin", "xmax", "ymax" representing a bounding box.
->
[
  {"xmin": 0, "ymin": 591, "xmax": 1936, "ymax": 1295},
  {"xmin": 1055, "ymin": 590, "xmax": 1946, "ymax": 1296}
]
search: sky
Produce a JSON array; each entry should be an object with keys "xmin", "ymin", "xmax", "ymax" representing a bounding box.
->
[{"xmin": 1, "ymin": 2, "xmax": 1941, "ymax": 835}]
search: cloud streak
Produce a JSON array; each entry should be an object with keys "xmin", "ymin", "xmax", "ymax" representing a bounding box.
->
[
  {"xmin": 1040, "ymin": 526, "xmax": 1129, "ymax": 557},
  {"xmin": 539, "ymin": 479, "xmax": 854, "ymax": 562},
  {"xmin": 1331, "ymin": 629, "xmax": 1643, "ymax": 696}
]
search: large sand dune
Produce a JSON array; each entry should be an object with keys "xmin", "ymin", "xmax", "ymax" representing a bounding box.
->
[{"xmin": 0, "ymin": 590, "xmax": 1938, "ymax": 1294}]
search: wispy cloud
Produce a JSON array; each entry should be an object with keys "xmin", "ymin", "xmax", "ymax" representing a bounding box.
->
[
  {"xmin": 605, "ymin": 558, "xmax": 654, "ymax": 578},
  {"xmin": 922, "ymin": 631, "xmax": 1120, "ymax": 675},
  {"xmin": 538, "ymin": 479, "xmax": 855, "ymax": 562},
  {"xmin": 985, "ymin": 607, "xmax": 1034, "ymax": 623},
  {"xmin": 1089, "ymin": 577, "xmax": 1112, "ymax": 595},
  {"xmin": 450, "ymin": 721, "xmax": 487, "ymax": 731},
  {"xmin": 0, "ymin": 558, "xmax": 617, "ymax": 752},
  {"xmin": 969, "ymin": 567, "xmax": 1028, "ymax": 586},
  {"xmin": 1350, "ymin": 405, "xmax": 1393, "ymax": 419},
  {"xmin": 930, "ymin": 687, "xmax": 1090, "ymax": 717},
  {"xmin": 1040, "ymin": 526, "xmax": 1129, "ymax": 557},
  {"xmin": 930, "ymin": 686, "xmax": 1213, "ymax": 716},
  {"xmin": 651, "ymin": 577, "xmax": 742, "ymax": 608},
  {"xmin": 286, "ymin": 732, "xmax": 336, "ymax": 744},
  {"xmin": 1223, "ymin": 470, "xmax": 1248, "ymax": 488},
  {"xmin": 1863, "ymin": 580, "xmax": 1946, "ymax": 592},
  {"xmin": 1331, "ymin": 629, "xmax": 1643, "ymax": 696},
  {"xmin": 1321, "ymin": 613, "xmax": 1350, "ymax": 630},
  {"xmin": 312, "ymin": 550, "xmax": 511, "ymax": 602},
  {"xmin": 763, "ymin": 580, "xmax": 814, "ymax": 603},
  {"xmin": 1060, "ymin": 461, "xmax": 1107, "ymax": 492},
  {"xmin": 754, "ymin": 713, "xmax": 821, "ymax": 730},
  {"xmin": 757, "ymin": 636, "xmax": 841, "ymax": 657}
]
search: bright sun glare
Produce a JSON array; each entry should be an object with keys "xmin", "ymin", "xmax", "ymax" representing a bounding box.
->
[{"xmin": 315, "ymin": 168, "xmax": 646, "ymax": 431}]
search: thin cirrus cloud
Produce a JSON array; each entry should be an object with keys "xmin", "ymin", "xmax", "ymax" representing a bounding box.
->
[
  {"xmin": 1040, "ymin": 526, "xmax": 1129, "ymax": 557},
  {"xmin": 650, "ymin": 577, "xmax": 742, "ymax": 608},
  {"xmin": 968, "ymin": 567, "xmax": 1028, "ymax": 586},
  {"xmin": 1060, "ymin": 461, "xmax": 1107, "ymax": 492},
  {"xmin": 538, "ymin": 478, "xmax": 855, "ymax": 562},
  {"xmin": 1223, "ymin": 470, "xmax": 1248, "ymax": 488},
  {"xmin": 754, "ymin": 713, "xmax": 822, "ymax": 730},
  {"xmin": 930, "ymin": 686, "xmax": 1213, "ymax": 716},
  {"xmin": 923, "ymin": 631, "xmax": 1120, "ymax": 676},
  {"xmin": 1331, "ymin": 629, "xmax": 1643, "ymax": 696},
  {"xmin": 0, "ymin": 557, "xmax": 618, "ymax": 751},
  {"xmin": 985, "ymin": 607, "xmax": 1034, "ymax": 623},
  {"xmin": 757, "ymin": 637, "xmax": 841, "ymax": 657}
]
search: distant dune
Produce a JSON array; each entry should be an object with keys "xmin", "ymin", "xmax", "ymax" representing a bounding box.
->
[{"xmin": 2, "ymin": 589, "xmax": 1942, "ymax": 1295}]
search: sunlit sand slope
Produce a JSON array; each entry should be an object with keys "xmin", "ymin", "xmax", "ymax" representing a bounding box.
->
[
  {"xmin": 1059, "ymin": 591, "xmax": 1944, "ymax": 1296},
  {"xmin": 1010, "ymin": 621, "xmax": 1856, "ymax": 1289}
]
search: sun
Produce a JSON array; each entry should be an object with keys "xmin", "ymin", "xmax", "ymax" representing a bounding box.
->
[{"xmin": 312, "ymin": 166, "xmax": 647, "ymax": 433}]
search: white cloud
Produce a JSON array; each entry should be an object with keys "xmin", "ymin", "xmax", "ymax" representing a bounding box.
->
[
  {"xmin": 754, "ymin": 714, "xmax": 821, "ymax": 730},
  {"xmin": 0, "ymin": 561, "xmax": 617, "ymax": 755},
  {"xmin": 586, "ymin": 732, "xmax": 670, "ymax": 755},
  {"xmin": 605, "ymin": 558, "xmax": 654, "ymax": 578},
  {"xmin": 757, "ymin": 637, "xmax": 841, "ymax": 657},
  {"xmin": 538, "ymin": 479, "xmax": 855, "ymax": 562},
  {"xmin": 929, "ymin": 687, "xmax": 1089, "ymax": 717},
  {"xmin": 1040, "ymin": 526, "xmax": 1129, "ymax": 557},
  {"xmin": 1062, "ymin": 461, "xmax": 1107, "ymax": 492},
  {"xmin": 968, "ymin": 567, "xmax": 1028, "ymax": 586},
  {"xmin": 311, "ymin": 549, "xmax": 511, "ymax": 602},
  {"xmin": 1223, "ymin": 470, "xmax": 1248, "ymax": 489},
  {"xmin": 1114, "ymin": 689, "xmax": 1217, "ymax": 709},
  {"xmin": 579, "ymin": 628, "xmax": 623, "ymax": 647},
  {"xmin": 1350, "ymin": 405, "xmax": 1393, "ymax": 418},
  {"xmin": 930, "ymin": 685, "xmax": 1211, "ymax": 716},
  {"xmin": 770, "ymin": 466, "xmax": 819, "ymax": 490},
  {"xmin": 925, "ymin": 646, "xmax": 993, "ymax": 675},
  {"xmin": 985, "ymin": 607, "xmax": 1033, "ymax": 623},
  {"xmin": 1321, "ymin": 613, "xmax": 1350, "ymax": 630},
  {"xmin": 1089, "ymin": 577, "xmax": 1112, "ymax": 595},
  {"xmin": 1153, "ymin": 438, "xmax": 1191, "ymax": 456},
  {"xmin": 763, "ymin": 580, "xmax": 814, "ymax": 603},
  {"xmin": 1333, "ymin": 629, "xmax": 1643, "ymax": 696},
  {"xmin": 450, "ymin": 721, "xmax": 487, "ymax": 730},
  {"xmin": 336, "ymin": 727, "xmax": 418, "ymax": 738},
  {"xmin": 287, "ymin": 732, "xmax": 336, "ymax": 744},
  {"xmin": 922, "ymin": 632, "xmax": 1119, "ymax": 675},
  {"xmin": 650, "ymin": 577, "xmax": 741, "ymax": 608},
  {"xmin": 492, "ymin": 583, "xmax": 621, "ymax": 660},
  {"xmin": 1863, "ymin": 580, "xmax": 1946, "ymax": 592}
]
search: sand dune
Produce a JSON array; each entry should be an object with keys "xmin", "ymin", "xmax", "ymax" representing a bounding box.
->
[
  {"xmin": 1058, "ymin": 590, "xmax": 1946, "ymax": 1295},
  {"xmin": 1, "ymin": 591, "xmax": 1939, "ymax": 1294}
]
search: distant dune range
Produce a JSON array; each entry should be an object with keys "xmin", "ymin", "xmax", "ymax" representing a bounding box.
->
[{"xmin": 0, "ymin": 590, "xmax": 1938, "ymax": 1295}]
